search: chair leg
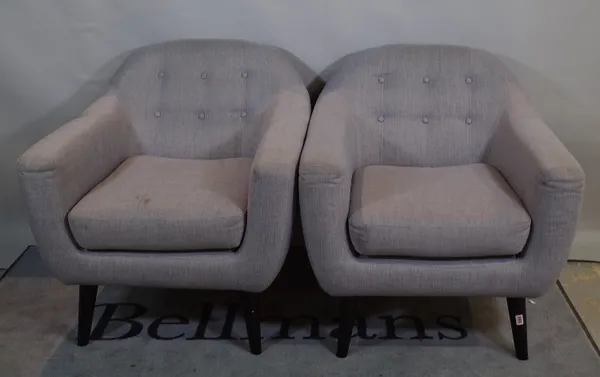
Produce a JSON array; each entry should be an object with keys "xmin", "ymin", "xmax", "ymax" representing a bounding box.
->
[
  {"xmin": 336, "ymin": 297, "xmax": 354, "ymax": 358},
  {"xmin": 242, "ymin": 292, "xmax": 262, "ymax": 355},
  {"xmin": 507, "ymin": 297, "xmax": 528, "ymax": 360},
  {"xmin": 77, "ymin": 285, "xmax": 98, "ymax": 346}
]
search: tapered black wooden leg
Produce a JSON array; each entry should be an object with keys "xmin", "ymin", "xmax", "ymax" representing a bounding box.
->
[
  {"xmin": 242, "ymin": 293, "xmax": 262, "ymax": 355},
  {"xmin": 77, "ymin": 285, "xmax": 98, "ymax": 346},
  {"xmin": 507, "ymin": 297, "xmax": 528, "ymax": 360},
  {"xmin": 336, "ymin": 298, "xmax": 354, "ymax": 358}
]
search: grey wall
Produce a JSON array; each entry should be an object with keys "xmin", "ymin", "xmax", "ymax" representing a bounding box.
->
[{"xmin": 1, "ymin": 0, "xmax": 599, "ymax": 266}]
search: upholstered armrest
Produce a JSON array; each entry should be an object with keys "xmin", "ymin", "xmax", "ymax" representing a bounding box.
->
[
  {"xmin": 298, "ymin": 93, "xmax": 357, "ymax": 184},
  {"xmin": 241, "ymin": 88, "xmax": 310, "ymax": 271},
  {"xmin": 251, "ymin": 89, "xmax": 311, "ymax": 178},
  {"xmin": 298, "ymin": 92, "xmax": 360, "ymax": 277},
  {"xmin": 487, "ymin": 83, "xmax": 584, "ymax": 280},
  {"xmin": 18, "ymin": 93, "xmax": 139, "ymax": 263},
  {"xmin": 19, "ymin": 93, "xmax": 137, "ymax": 174}
]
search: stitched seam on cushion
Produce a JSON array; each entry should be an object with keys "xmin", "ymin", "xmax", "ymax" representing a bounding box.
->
[
  {"xmin": 20, "ymin": 169, "xmax": 57, "ymax": 175},
  {"xmin": 350, "ymin": 222, "xmax": 531, "ymax": 230},
  {"xmin": 72, "ymin": 214, "xmax": 246, "ymax": 222}
]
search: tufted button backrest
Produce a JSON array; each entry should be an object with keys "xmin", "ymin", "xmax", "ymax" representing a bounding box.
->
[
  {"xmin": 112, "ymin": 40, "xmax": 304, "ymax": 159},
  {"xmin": 326, "ymin": 45, "xmax": 513, "ymax": 167}
]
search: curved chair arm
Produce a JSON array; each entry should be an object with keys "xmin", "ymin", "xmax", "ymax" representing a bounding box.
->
[
  {"xmin": 299, "ymin": 93, "xmax": 357, "ymax": 184},
  {"xmin": 17, "ymin": 93, "xmax": 140, "ymax": 278},
  {"xmin": 486, "ymin": 82, "xmax": 585, "ymax": 292},
  {"xmin": 298, "ymin": 92, "xmax": 360, "ymax": 288},
  {"xmin": 238, "ymin": 87, "xmax": 311, "ymax": 290}
]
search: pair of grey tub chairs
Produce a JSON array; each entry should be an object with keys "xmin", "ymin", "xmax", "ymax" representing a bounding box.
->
[{"xmin": 19, "ymin": 40, "xmax": 584, "ymax": 360}]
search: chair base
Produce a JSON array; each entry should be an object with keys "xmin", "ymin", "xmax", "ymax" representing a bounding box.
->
[
  {"xmin": 507, "ymin": 297, "xmax": 528, "ymax": 360},
  {"xmin": 335, "ymin": 296, "xmax": 529, "ymax": 360},
  {"xmin": 77, "ymin": 285, "xmax": 98, "ymax": 346},
  {"xmin": 242, "ymin": 292, "xmax": 262, "ymax": 355},
  {"xmin": 336, "ymin": 298, "xmax": 354, "ymax": 358},
  {"xmin": 76, "ymin": 285, "xmax": 263, "ymax": 355}
]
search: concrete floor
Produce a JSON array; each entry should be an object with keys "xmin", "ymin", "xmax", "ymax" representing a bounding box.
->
[{"xmin": 559, "ymin": 261, "xmax": 600, "ymax": 348}]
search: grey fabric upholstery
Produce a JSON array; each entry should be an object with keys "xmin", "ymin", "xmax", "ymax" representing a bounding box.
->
[
  {"xmin": 349, "ymin": 164, "xmax": 531, "ymax": 259},
  {"xmin": 315, "ymin": 45, "xmax": 512, "ymax": 168},
  {"xmin": 18, "ymin": 40, "xmax": 311, "ymax": 292},
  {"xmin": 300, "ymin": 45, "xmax": 584, "ymax": 297},
  {"xmin": 113, "ymin": 40, "xmax": 305, "ymax": 160},
  {"xmin": 68, "ymin": 156, "xmax": 252, "ymax": 251}
]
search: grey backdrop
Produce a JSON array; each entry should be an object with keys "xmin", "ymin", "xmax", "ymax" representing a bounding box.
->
[{"xmin": 1, "ymin": 0, "xmax": 599, "ymax": 266}]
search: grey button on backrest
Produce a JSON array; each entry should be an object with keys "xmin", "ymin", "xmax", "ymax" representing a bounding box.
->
[
  {"xmin": 466, "ymin": 77, "xmax": 473, "ymax": 84},
  {"xmin": 422, "ymin": 116, "xmax": 429, "ymax": 124},
  {"xmin": 423, "ymin": 76, "xmax": 430, "ymax": 84},
  {"xmin": 154, "ymin": 111, "xmax": 161, "ymax": 118},
  {"xmin": 241, "ymin": 111, "xmax": 247, "ymax": 118},
  {"xmin": 466, "ymin": 117, "xmax": 473, "ymax": 125},
  {"xmin": 241, "ymin": 72, "xmax": 248, "ymax": 78},
  {"xmin": 158, "ymin": 71, "xmax": 164, "ymax": 78},
  {"xmin": 378, "ymin": 77, "xmax": 385, "ymax": 84},
  {"xmin": 377, "ymin": 116, "xmax": 385, "ymax": 123},
  {"xmin": 201, "ymin": 72, "xmax": 207, "ymax": 79},
  {"xmin": 198, "ymin": 112, "xmax": 205, "ymax": 119}
]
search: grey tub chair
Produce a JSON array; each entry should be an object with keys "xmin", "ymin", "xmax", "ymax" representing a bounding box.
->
[
  {"xmin": 299, "ymin": 45, "xmax": 584, "ymax": 359},
  {"xmin": 18, "ymin": 40, "xmax": 311, "ymax": 354}
]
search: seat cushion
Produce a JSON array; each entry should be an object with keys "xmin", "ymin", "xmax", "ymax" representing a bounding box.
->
[
  {"xmin": 68, "ymin": 155, "xmax": 252, "ymax": 251},
  {"xmin": 349, "ymin": 164, "xmax": 531, "ymax": 259}
]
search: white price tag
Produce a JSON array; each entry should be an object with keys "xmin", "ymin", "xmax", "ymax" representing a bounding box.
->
[{"xmin": 515, "ymin": 314, "xmax": 524, "ymax": 326}]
